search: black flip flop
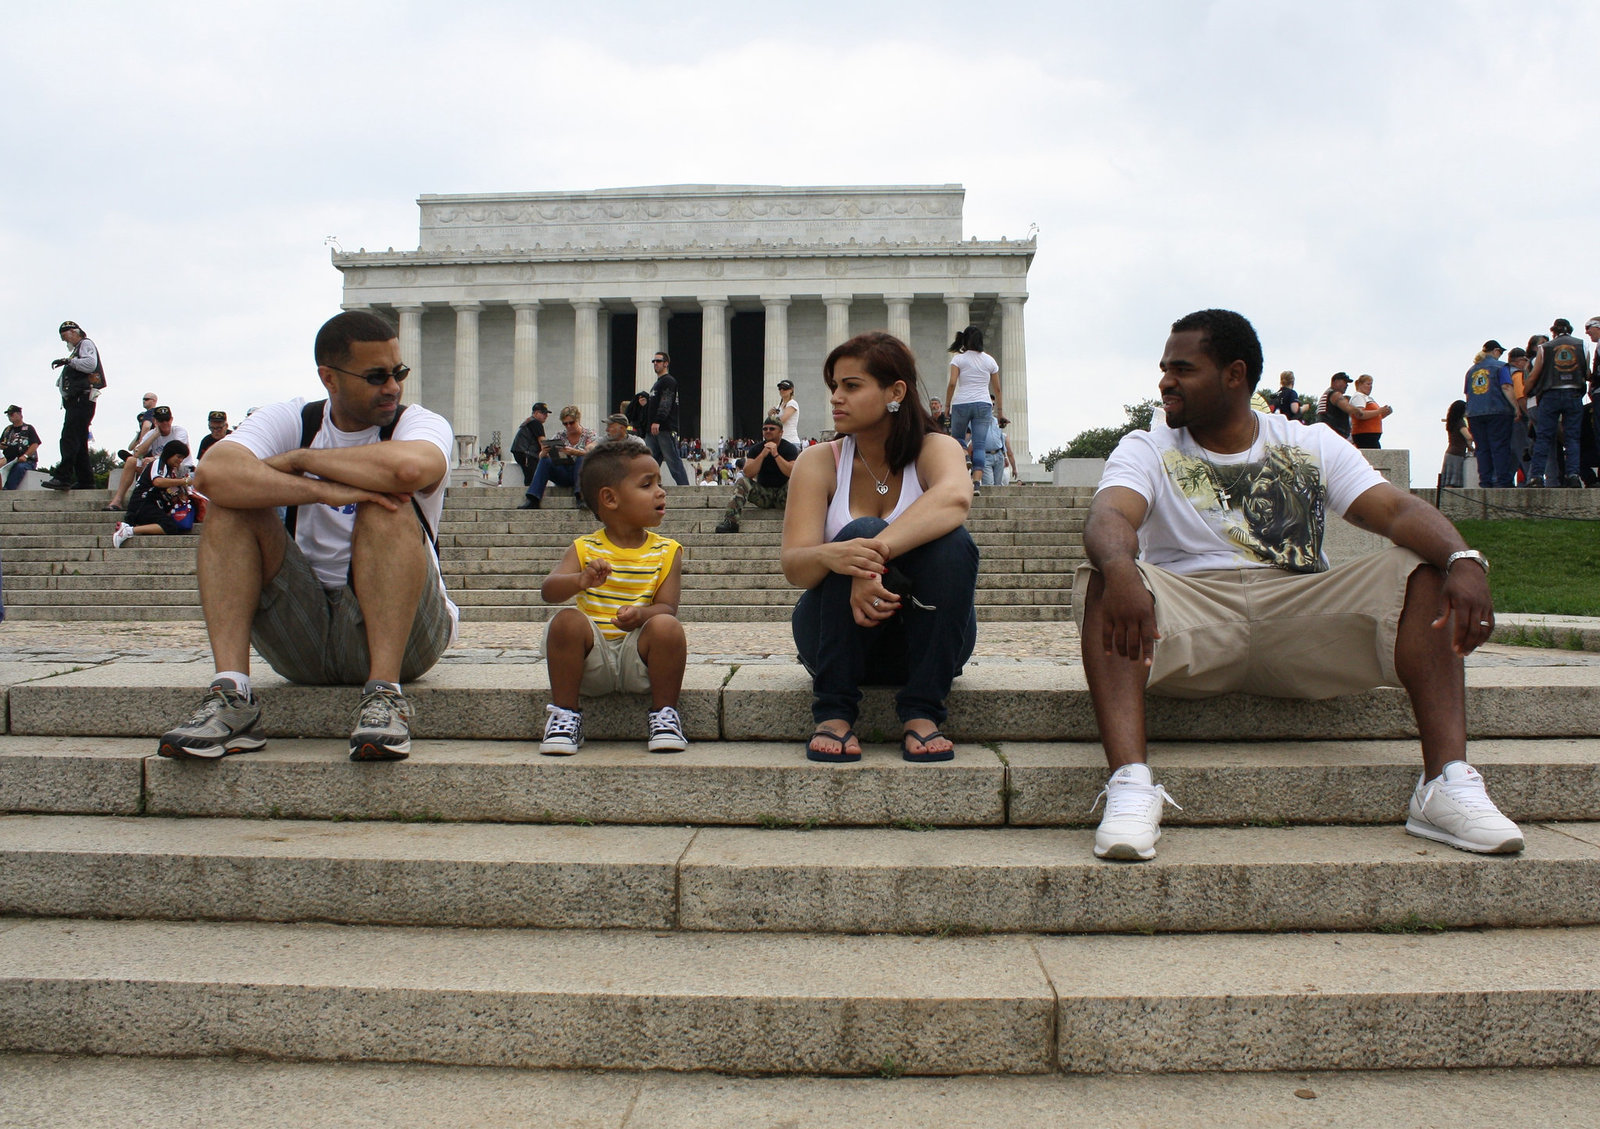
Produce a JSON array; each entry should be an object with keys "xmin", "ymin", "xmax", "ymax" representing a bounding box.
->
[
  {"xmin": 901, "ymin": 728, "xmax": 955, "ymax": 763},
  {"xmin": 806, "ymin": 727, "xmax": 861, "ymax": 763}
]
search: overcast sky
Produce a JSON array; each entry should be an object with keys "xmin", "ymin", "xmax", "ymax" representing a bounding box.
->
[{"xmin": 4, "ymin": 0, "xmax": 1598, "ymax": 475}]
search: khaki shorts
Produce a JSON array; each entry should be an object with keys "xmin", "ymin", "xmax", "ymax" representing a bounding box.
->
[
  {"xmin": 544, "ymin": 613, "xmax": 651, "ymax": 696},
  {"xmin": 1072, "ymin": 547, "xmax": 1428, "ymax": 700},
  {"xmin": 251, "ymin": 528, "xmax": 454, "ymax": 686}
]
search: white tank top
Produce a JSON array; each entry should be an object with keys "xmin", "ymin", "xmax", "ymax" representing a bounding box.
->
[
  {"xmin": 824, "ymin": 435, "xmax": 924, "ymax": 540},
  {"xmin": 780, "ymin": 400, "xmax": 801, "ymax": 445}
]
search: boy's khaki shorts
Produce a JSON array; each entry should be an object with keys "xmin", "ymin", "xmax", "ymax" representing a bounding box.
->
[
  {"xmin": 1072, "ymin": 547, "xmax": 1428, "ymax": 700},
  {"xmin": 544, "ymin": 613, "xmax": 651, "ymax": 696}
]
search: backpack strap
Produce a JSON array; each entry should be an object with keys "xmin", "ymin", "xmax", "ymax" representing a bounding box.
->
[{"xmin": 282, "ymin": 401, "xmax": 436, "ymax": 557}]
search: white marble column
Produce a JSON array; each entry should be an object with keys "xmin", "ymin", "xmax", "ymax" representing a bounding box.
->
[
  {"xmin": 886, "ymin": 296, "xmax": 912, "ymax": 344},
  {"xmin": 511, "ymin": 301, "xmax": 539, "ymax": 418},
  {"xmin": 698, "ymin": 297, "xmax": 730, "ymax": 445},
  {"xmin": 824, "ymin": 297, "xmax": 852, "ymax": 353},
  {"xmin": 999, "ymin": 294, "xmax": 1030, "ymax": 462},
  {"xmin": 571, "ymin": 299, "xmax": 601, "ymax": 421},
  {"xmin": 634, "ymin": 298, "xmax": 664, "ymax": 395},
  {"xmin": 944, "ymin": 293, "xmax": 972, "ymax": 345},
  {"xmin": 450, "ymin": 302, "xmax": 482, "ymax": 463},
  {"xmin": 396, "ymin": 305, "xmax": 424, "ymax": 407},
  {"xmin": 761, "ymin": 296, "xmax": 791, "ymax": 393}
]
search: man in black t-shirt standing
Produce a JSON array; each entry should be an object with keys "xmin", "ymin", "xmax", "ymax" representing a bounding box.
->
[
  {"xmin": 715, "ymin": 417, "xmax": 798, "ymax": 533},
  {"xmin": 646, "ymin": 352, "xmax": 690, "ymax": 486}
]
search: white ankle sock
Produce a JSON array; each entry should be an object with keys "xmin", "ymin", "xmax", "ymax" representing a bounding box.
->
[{"xmin": 212, "ymin": 672, "xmax": 252, "ymax": 698}]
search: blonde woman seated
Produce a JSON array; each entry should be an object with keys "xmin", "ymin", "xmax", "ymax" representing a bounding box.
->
[{"xmin": 781, "ymin": 332, "xmax": 978, "ymax": 763}]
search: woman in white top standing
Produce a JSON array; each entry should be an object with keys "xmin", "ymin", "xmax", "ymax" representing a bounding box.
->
[
  {"xmin": 775, "ymin": 379, "xmax": 801, "ymax": 446},
  {"xmin": 945, "ymin": 325, "xmax": 1003, "ymax": 496},
  {"xmin": 782, "ymin": 331, "xmax": 978, "ymax": 764}
]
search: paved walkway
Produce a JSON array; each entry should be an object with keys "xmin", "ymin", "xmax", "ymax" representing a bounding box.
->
[{"xmin": 1, "ymin": 616, "xmax": 1597, "ymax": 668}]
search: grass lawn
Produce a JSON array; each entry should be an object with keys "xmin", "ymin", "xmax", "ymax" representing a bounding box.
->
[{"xmin": 1453, "ymin": 519, "xmax": 1600, "ymax": 617}]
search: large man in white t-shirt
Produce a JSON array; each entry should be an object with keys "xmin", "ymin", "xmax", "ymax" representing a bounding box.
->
[
  {"xmin": 1076, "ymin": 308, "xmax": 1521, "ymax": 861},
  {"xmin": 158, "ymin": 311, "xmax": 456, "ymax": 763}
]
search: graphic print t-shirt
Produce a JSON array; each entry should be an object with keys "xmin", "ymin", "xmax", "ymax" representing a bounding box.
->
[{"xmin": 1097, "ymin": 411, "xmax": 1385, "ymax": 575}]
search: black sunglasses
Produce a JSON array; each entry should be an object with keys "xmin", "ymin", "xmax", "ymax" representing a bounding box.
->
[{"xmin": 326, "ymin": 363, "xmax": 410, "ymax": 387}]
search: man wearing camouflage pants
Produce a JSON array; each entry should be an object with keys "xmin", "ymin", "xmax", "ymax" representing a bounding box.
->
[{"xmin": 715, "ymin": 417, "xmax": 798, "ymax": 533}]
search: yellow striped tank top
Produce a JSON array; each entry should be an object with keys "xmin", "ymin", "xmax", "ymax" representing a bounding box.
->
[{"xmin": 573, "ymin": 529, "xmax": 682, "ymax": 640}]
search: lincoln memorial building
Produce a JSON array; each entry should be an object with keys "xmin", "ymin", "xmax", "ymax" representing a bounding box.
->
[{"xmin": 332, "ymin": 183, "xmax": 1036, "ymax": 465}]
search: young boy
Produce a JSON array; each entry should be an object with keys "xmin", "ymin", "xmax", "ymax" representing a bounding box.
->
[{"xmin": 538, "ymin": 439, "xmax": 688, "ymax": 754}]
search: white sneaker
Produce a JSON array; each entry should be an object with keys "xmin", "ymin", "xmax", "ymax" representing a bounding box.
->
[
  {"xmin": 1406, "ymin": 761, "xmax": 1524, "ymax": 853},
  {"xmin": 646, "ymin": 705, "xmax": 687, "ymax": 753},
  {"xmin": 539, "ymin": 703, "xmax": 584, "ymax": 756},
  {"xmin": 111, "ymin": 522, "xmax": 133, "ymax": 549},
  {"xmin": 1091, "ymin": 763, "xmax": 1181, "ymax": 861}
]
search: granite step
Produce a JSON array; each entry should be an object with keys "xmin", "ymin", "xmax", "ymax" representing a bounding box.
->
[
  {"xmin": 6, "ymin": 662, "xmax": 1597, "ymax": 742},
  {"xmin": 3, "ymin": 917, "xmax": 1598, "ymax": 1074},
  {"xmin": 6, "ymin": 736, "xmax": 1597, "ymax": 829},
  {"xmin": 5, "ymin": 1055, "xmax": 1599, "ymax": 1129},
  {"xmin": 2, "ymin": 815, "xmax": 1595, "ymax": 934}
]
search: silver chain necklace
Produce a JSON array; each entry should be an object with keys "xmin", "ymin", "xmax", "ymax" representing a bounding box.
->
[
  {"xmin": 1194, "ymin": 414, "xmax": 1259, "ymax": 511},
  {"xmin": 855, "ymin": 449, "xmax": 891, "ymax": 495}
]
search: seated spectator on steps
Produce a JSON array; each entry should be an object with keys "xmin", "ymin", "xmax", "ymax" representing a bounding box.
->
[
  {"xmin": 520, "ymin": 405, "xmax": 594, "ymax": 510},
  {"xmin": 107, "ymin": 405, "xmax": 189, "ymax": 512},
  {"xmin": 156, "ymin": 310, "xmax": 456, "ymax": 765},
  {"xmin": 197, "ymin": 411, "xmax": 232, "ymax": 460},
  {"xmin": 112, "ymin": 441, "xmax": 195, "ymax": 546},
  {"xmin": 717, "ymin": 417, "xmax": 798, "ymax": 532},
  {"xmin": 602, "ymin": 413, "xmax": 633, "ymax": 443},
  {"xmin": 2, "ymin": 405, "xmax": 43, "ymax": 489},
  {"xmin": 511, "ymin": 402, "xmax": 550, "ymax": 487},
  {"xmin": 1077, "ymin": 307, "xmax": 1520, "ymax": 863},
  {"xmin": 782, "ymin": 331, "xmax": 978, "ymax": 766}
]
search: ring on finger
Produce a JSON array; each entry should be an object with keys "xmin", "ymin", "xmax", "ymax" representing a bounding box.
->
[
  {"xmin": 872, "ymin": 597, "xmax": 881, "ymax": 607},
  {"xmin": 1479, "ymin": 620, "xmax": 1490, "ymax": 626}
]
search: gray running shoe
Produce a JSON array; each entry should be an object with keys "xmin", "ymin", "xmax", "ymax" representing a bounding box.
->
[
  {"xmin": 158, "ymin": 683, "xmax": 265, "ymax": 759},
  {"xmin": 349, "ymin": 684, "xmax": 413, "ymax": 761}
]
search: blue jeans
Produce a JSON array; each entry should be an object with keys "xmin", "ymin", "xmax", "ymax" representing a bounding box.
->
[
  {"xmin": 792, "ymin": 516, "xmax": 978, "ymax": 727},
  {"xmin": 647, "ymin": 429, "xmax": 690, "ymax": 486},
  {"xmin": 526, "ymin": 456, "xmax": 582, "ymax": 500},
  {"xmin": 1530, "ymin": 388, "xmax": 1584, "ymax": 482},
  {"xmin": 948, "ymin": 401, "xmax": 993, "ymax": 476},
  {"xmin": 1467, "ymin": 414, "xmax": 1514, "ymax": 488},
  {"xmin": 4, "ymin": 458, "xmax": 36, "ymax": 490}
]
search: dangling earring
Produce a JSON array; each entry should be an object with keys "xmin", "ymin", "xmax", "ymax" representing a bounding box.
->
[{"xmin": 886, "ymin": 400, "xmax": 901, "ymax": 413}]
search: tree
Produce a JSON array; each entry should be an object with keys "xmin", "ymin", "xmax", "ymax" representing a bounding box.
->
[{"xmin": 1041, "ymin": 400, "xmax": 1159, "ymax": 466}]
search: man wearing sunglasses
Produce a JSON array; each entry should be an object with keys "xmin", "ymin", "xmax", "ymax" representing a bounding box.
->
[{"xmin": 159, "ymin": 310, "xmax": 457, "ymax": 764}]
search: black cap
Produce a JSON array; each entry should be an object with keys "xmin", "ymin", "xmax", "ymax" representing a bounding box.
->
[
  {"xmin": 761, "ymin": 418, "xmax": 781, "ymax": 429},
  {"xmin": 1509, "ymin": 348, "xmax": 1528, "ymax": 360},
  {"xmin": 776, "ymin": 379, "xmax": 794, "ymax": 390},
  {"xmin": 1482, "ymin": 340, "xmax": 1504, "ymax": 352},
  {"xmin": 208, "ymin": 411, "xmax": 227, "ymax": 422},
  {"xmin": 1330, "ymin": 371, "xmax": 1351, "ymax": 384},
  {"xmin": 531, "ymin": 402, "xmax": 550, "ymax": 413},
  {"xmin": 5, "ymin": 405, "xmax": 20, "ymax": 415},
  {"xmin": 58, "ymin": 321, "xmax": 81, "ymax": 334},
  {"xmin": 152, "ymin": 406, "xmax": 173, "ymax": 421}
]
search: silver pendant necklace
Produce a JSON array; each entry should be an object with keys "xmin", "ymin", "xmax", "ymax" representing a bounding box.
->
[
  {"xmin": 856, "ymin": 449, "xmax": 891, "ymax": 495},
  {"xmin": 1195, "ymin": 414, "xmax": 1259, "ymax": 511}
]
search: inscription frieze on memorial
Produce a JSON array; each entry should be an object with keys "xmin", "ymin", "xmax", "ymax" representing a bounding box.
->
[{"xmin": 417, "ymin": 185, "xmax": 966, "ymax": 252}]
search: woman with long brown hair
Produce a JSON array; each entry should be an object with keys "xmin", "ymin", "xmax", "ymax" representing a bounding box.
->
[{"xmin": 781, "ymin": 332, "xmax": 978, "ymax": 763}]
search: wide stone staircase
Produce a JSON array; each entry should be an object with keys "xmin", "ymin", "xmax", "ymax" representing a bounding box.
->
[
  {"xmin": 3, "ymin": 649, "xmax": 1600, "ymax": 1085},
  {"xmin": 0, "ymin": 486, "xmax": 1085, "ymax": 623}
]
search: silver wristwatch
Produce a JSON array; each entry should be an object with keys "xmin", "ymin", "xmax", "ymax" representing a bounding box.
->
[{"xmin": 1445, "ymin": 549, "xmax": 1490, "ymax": 574}]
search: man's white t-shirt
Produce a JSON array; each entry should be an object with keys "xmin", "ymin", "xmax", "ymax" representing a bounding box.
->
[
  {"xmin": 148, "ymin": 425, "xmax": 192, "ymax": 470},
  {"xmin": 221, "ymin": 397, "xmax": 458, "ymax": 634},
  {"xmin": 1097, "ymin": 410, "xmax": 1385, "ymax": 575}
]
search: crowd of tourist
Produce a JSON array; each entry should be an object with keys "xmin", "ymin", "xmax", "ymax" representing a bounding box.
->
[{"xmin": 1250, "ymin": 316, "xmax": 1600, "ymax": 488}]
